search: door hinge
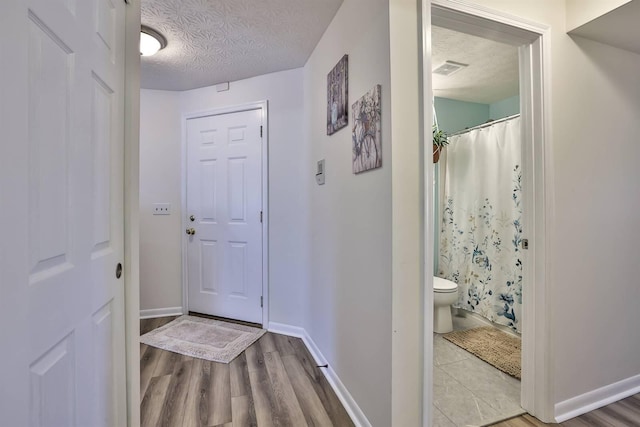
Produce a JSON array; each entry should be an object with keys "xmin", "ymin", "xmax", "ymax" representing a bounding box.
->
[
  {"xmin": 260, "ymin": 211, "xmax": 263, "ymax": 223},
  {"xmin": 260, "ymin": 296, "xmax": 263, "ymax": 308},
  {"xmin": 522, "ymin": 239, "xmax": 529, "ymax": 250},
  {"xmin": 260, "ymin": 126, "xmax": 263, "ymax": 138}
]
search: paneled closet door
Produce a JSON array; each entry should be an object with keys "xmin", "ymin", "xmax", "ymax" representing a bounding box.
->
[{"xmin": 0, "ymin": 0, "xmax": 127, "ymax": 426}]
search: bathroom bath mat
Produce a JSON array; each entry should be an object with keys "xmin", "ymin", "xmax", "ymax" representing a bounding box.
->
[
  {"xmin": 140, "ymin": 315, "xmax": 266, "ymax": 363},
  {"xmin": 442, "ymin": 326, "xmax": 521, "ymax": 379}
]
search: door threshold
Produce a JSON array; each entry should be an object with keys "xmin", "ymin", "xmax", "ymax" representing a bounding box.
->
[{"xmin": 188, "ymin": 311, "xmax": 263, "ymax": 329}]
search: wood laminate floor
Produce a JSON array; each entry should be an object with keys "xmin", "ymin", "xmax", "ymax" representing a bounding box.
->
[
  {"xmin": 140, "ymin": 317, "xmax": 354, "ymax": 427},
  {"xmin": 489, "ymin": 394, "xmax": 640, "ymax": 427},
  {"xmin": 142, "ymin": 317, "xmax": 640, "ymax": 427}
]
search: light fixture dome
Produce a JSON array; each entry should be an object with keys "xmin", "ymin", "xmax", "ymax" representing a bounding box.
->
[{"xmin": 140, "ymin": 25, "xmax": 167, "ymax": 56}]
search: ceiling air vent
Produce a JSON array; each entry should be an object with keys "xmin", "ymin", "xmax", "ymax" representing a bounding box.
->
[{"xmin": 433, "ymin": 60, "xmax": 469, "ymax": 76}]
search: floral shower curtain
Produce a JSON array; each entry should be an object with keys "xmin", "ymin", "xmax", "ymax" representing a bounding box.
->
[{"xmin": 437, "ymin": 116, "xmax": 523, "ymax": 332}]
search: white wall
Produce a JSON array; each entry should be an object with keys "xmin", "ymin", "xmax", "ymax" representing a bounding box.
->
[
  {"xmin": 139, "ymin": 68, "xmax": 307, "ymax": 327},
  {"xmin": 389, "ymin": 0, "xmax": 425, "ymax": 425},
  {"xmin": 139, "ymin": 90, "xmax": 183, "ymax": 312},
  {"xmin": 454, "ymin": 0, "xmax": 640, "ymax": 414},
  {"xmin": 566, "ymin": 0, "xmax": 633, "ymax": 31},
  {"xmin": 552, "ymin": 36, "xmax": 640, "ymax": 404},
  {"xmin": 180, "ymin": 69, "xmax": 307, "ymax": 327},
  {"xmin": 303, "ymin": 0, "xmax": 393, "ymax": 425}
]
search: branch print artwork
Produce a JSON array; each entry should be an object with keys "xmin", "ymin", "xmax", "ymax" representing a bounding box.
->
[
  {"xmin": 352, "ymin": 84, "xmax": 382, "ymax": 174},
  {"xmin": 326, "ymin": 55, "xmax": 348, "ymax": 135}
]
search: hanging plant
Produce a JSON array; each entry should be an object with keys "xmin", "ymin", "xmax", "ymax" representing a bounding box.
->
[{"xmin": 433, "ymin": 125, "xmax": 449, "ymax": 163}]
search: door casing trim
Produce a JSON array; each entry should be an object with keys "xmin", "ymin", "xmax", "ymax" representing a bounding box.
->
[
  {"xmin": 425, "ymin": 0, "xmax": 555, "ymax": 423},
  {"xmin": 123, "ymin": 1, "xmax": 141, "ymax": 425}
]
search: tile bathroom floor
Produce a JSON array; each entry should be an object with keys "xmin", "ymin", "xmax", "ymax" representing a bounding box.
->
[{"xmin": 433, "ymin": 313, "xmax": 525, "ymax": 427}]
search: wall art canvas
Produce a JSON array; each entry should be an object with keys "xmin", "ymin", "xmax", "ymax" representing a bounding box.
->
[
  {"xmin": 327, "ymin": 55, "xmax": 349, "ymax": 135},
  {"xmin": 352, "ymin": 84, "xmax": 382, "ymax": 174}
]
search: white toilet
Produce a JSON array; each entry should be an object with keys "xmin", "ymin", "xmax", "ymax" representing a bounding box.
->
[{"xmin": 433, "ymin": 277, "xmax": 459, "ymax": 333}]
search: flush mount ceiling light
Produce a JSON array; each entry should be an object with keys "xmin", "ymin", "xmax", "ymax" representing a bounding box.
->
[{"xmin": 140, "ymin": 25, "xmax": 167, "ymax": 57}]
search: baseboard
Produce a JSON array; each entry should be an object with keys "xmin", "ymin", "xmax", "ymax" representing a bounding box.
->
[
  {"xmin": 268, "ymin": 322, "xmax": 372, "ymax": 427},
  {"xmin": 139, "ymin": 307, "xmax": 183, "ymax": 319},
  {"xmin": 267, "ymin": 322, "xmax": 306, "ymax": 338},
  {"xmin": 555, "ymin": 373, "xmax": 640, "ymax": 422}
]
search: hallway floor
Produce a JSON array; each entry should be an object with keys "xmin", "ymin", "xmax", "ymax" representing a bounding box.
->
[
  {"xmin": 490, "ymin": 393, "xmax": 640, "ymax": 426},
  {"xmin": 433, "ymin": 313, "xmax": 525, "ymax": 427},
  {"xmin": 140, "ymin": 317, "xmax": 354, "ymax": 427}
]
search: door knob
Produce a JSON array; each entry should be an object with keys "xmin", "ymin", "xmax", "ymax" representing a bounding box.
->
[
  {"xmin": 186, "ymin": 228, "xmax": 196, "ymax": 235},
  {"xmin": 115, "ymin": 263, "xmax": 123, "ymax": 279}
]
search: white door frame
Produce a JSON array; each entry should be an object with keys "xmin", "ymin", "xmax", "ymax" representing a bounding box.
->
[
  {"xmin": 425, "ymin": 0, "xmax": 556, "ymax": 423},
  {"xmin": 180, "ymin": 101, "xmax": 270, "ymax": 326},
  {"xmin": 123, "ymin": 1, "xmax": 142, "ymax": 426}
]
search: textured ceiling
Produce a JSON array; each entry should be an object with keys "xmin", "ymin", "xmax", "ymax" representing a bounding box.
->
[
  {"xmin": 141, "ymin": 0, "xmax": 343, "ymax": 91},
  {"xmin": 432, "ymin": 26, "xmax": 519, "ymax": 104}
]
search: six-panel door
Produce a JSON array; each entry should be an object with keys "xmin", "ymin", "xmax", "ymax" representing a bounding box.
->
[
  {"xmin": 0, "ymin": 0, "xmax": 127, "ymax": 425},
  {"xmin": 186, "ymin": 109, "xmax": 264, "ymax": 324}
]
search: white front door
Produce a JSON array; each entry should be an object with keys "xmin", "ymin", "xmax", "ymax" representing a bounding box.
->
[
  {"xmin": 0, "ymin": 0, "xmax": 127, "ymax": 426},
  {"xmin": 186, "ymin": 108, "xmax": 264, "ymax": 324}
]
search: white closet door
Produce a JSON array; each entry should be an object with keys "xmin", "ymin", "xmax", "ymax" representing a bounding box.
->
[{"xmin": 0, "ymin": 0, "xmax": 127, "ymax": 425}]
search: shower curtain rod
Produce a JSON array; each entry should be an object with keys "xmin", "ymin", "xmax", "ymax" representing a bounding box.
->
[{"xmin": 449, "ymin": 113, "xmax": 521, "ymax": 136}]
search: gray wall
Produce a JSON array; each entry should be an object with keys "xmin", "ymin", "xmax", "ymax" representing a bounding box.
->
[
  {"xmin": 139, "ymin": 68, "xmax": 308, "ymax": 328},
  {"xmin": 303, "ymin": 0, "xmax": 393, "ymax": 424}
]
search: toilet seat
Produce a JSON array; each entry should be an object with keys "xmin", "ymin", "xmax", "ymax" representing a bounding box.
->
[{"xmin": 434, "ymin": 277, "xmax": 458, "ymax": 293}]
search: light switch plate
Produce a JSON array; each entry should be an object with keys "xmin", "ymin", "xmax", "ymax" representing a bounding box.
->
[{"xmin": 315, "ymin": 159, "xmax": 325, "ymax": 185}]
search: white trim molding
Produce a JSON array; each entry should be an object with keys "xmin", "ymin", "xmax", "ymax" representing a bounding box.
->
[
  {"xmin": 140, "ymin": 307, "xmax": 184, "ymax": 320},
  {"xmin": 124, "ymin": 2, "xmax": 142, "ymax": 426},
  {"xmin": 267, "ymin": 322, "xmax": 305, "ymax": 338},
  {"xmin": 555, "ymin": 374, "xmax": 640, "ymax": 423},
  {"xmin": 421, "ymin": 3, "xmax": 434, "ymax": 426},
  {"xmin": 268, "ymin": 322, "xmax": 372, "ymax": 427}
]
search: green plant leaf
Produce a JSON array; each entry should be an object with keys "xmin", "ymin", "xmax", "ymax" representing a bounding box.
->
[{"xmin": 433, "ymin": 124, "xmax": 449, "ymax": 147}]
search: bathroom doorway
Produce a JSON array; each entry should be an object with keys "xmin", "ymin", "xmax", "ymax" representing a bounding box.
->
[
  {"xmin": 425, "ymin": 1, "xmax": 553, "ymax": 425},
  {"xmin": 431, "ymin": 23, "xmax": 525, "ymax": 426}
]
